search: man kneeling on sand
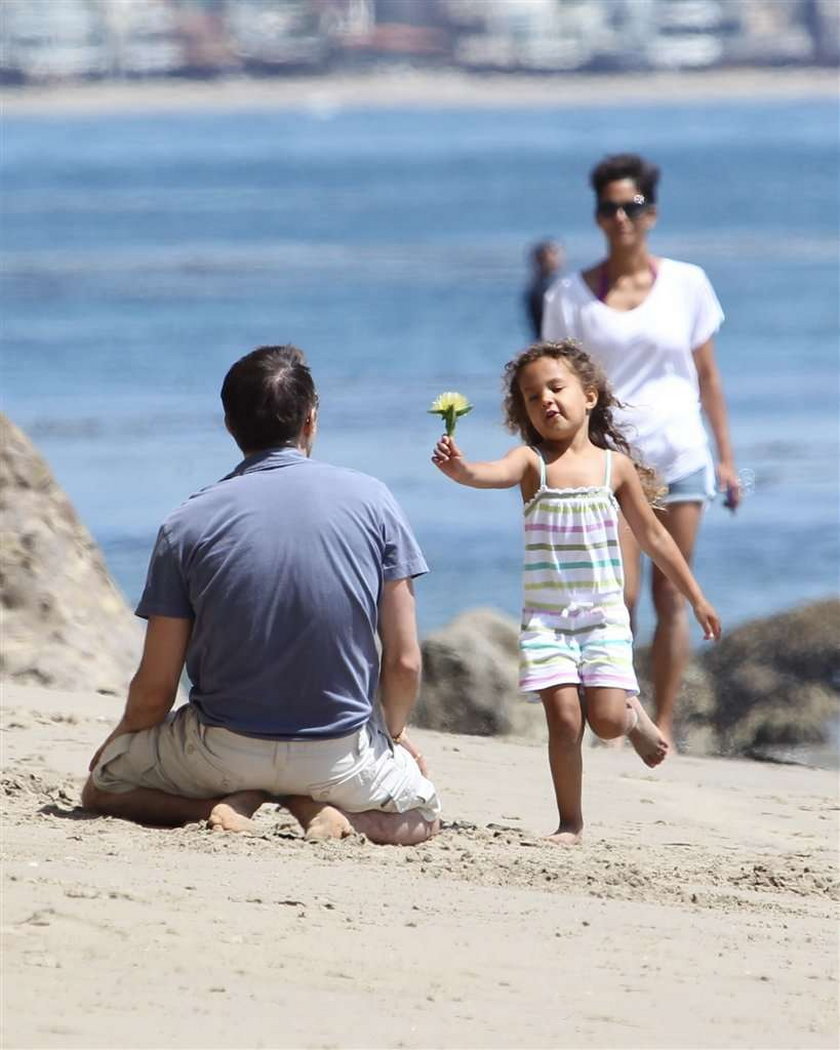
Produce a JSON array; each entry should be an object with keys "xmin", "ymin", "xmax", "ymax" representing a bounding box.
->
[{"xmin": 82, "ymin": 345, "xmax": 440, "ymax": 845}]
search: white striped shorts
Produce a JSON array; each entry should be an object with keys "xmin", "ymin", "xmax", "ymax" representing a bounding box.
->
[{"xmin": 519, "ymin": 602, "xmax": 639, "ymax": 697}]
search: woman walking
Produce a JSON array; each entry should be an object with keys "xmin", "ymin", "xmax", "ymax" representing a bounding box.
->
[{"xmin": 542, "ymin": 153, "xmax": 739, "ymax": 747}]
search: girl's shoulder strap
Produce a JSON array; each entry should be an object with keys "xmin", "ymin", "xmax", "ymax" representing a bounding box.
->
[
  {"xmin": 603, "ymin": 448, "xmax": 612, "ymax": 489},
  {"xmin": 530, "ymin": 445, "xmax": 547, "ymax": 489}
]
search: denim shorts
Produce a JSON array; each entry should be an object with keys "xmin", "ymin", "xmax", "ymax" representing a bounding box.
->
[{"xmin": 662, "ymin": 465, "xmax": 713, "ymax": 505}]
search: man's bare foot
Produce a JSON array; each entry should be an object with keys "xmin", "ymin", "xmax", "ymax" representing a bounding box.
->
[
  {"xmin": 545, "ymin": 824, "xmax": 583, "ymax": 846},
  {"xmin": 282, "ymin": 796, "xmax": 437, "ymax": 845},
  {"xmin": 207, "ymin": 790, "xmax": 266, "ymax": 833},
  {"xmin": 281, "ymin": 795, "xmax": 355, "ymax": 840},
  {"xmin": 627, "ymin": 697, "xmax": 669, "ymax": 767},
  {"xmin": 304, "ymin": 806, "xmax": 354, "ymax": 841}
]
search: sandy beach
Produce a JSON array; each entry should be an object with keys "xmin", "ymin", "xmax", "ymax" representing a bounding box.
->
[
  {"xmin": 2, "ymin": 679, "xmax": 837, "ymax": 1049},
  {"xmin": 1, "ymin": 67, "xmax": 836, "ymax": 117}
]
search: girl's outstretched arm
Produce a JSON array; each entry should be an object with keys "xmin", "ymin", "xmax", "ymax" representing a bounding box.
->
[
  {"xmin": 432, "ymin": 436, "xmax": 531, "ymax": 489},
  {"xmin": 613, "ymin": 454, "xmax": 722, "ymax": 640}
]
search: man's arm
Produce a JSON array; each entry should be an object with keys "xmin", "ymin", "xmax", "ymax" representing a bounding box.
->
[
  {"xmin": 377, "ymin": 577, "xmax": 422, "ymax": 741},
  {"xmin": 89, "ymin": 615, "xmax": 192, "ymax": 770}
]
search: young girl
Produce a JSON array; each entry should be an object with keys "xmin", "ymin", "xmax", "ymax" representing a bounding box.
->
[{"xmin": 432, "ymin": 340, "xmax": 721, "ymax": 845}]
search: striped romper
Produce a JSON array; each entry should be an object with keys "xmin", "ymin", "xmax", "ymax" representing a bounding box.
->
[{"xmin": 519, "ymin": 448, "xmax": 639, "ymax": 697}]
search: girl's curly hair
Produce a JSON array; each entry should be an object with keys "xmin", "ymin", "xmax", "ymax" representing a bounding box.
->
[{"xmin": 502, "ymin": 339, "xmax": 664, "ymax": 505}]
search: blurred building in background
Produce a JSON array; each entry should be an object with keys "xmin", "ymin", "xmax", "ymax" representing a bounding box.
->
[{"xmin": 1, "ymin": 0, "xmax": 837, "ymax": 83}]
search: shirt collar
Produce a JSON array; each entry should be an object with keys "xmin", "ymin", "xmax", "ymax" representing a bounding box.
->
[{"xmin": 225, "ymin": 446, "xmax": 307, "ymax": 480}]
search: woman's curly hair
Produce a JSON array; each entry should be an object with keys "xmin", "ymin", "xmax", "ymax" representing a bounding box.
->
[{"xmin": 502, "ymin": 339, "xmax": 664, "ymax": 505}]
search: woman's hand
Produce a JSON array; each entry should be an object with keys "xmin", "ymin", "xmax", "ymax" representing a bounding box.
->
[
  {"xmin": 717, "ymin": 461, "xmax": 742, "ymax": 512},
  {"xmin": 692, "ymin": 598, "xmax": 722, "ymax": 641}
]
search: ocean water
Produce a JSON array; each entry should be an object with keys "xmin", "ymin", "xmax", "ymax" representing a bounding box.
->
[{"xmin": 2, "ymin": 97, "xmax": 838, "ymax": 641}]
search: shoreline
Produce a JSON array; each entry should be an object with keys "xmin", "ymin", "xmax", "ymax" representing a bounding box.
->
[{"xmin": 2, "ymin": 66, "xmax": 837, "ymax": 117}]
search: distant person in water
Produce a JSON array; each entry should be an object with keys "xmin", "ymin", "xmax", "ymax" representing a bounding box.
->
[
  {"xmin": 83, "ymin": 345, "xmax": 439, "ymax": 845},
  {"xmin": 542, "ymin": 153, "xmax": 740, "ymax": 748},
  {"xmin": 432, "ymin": 340, "xmax": 721, "ymax": 845},
  {"xmin": 524, "ymin": 239, "xmax": 564, "ymax": 338}
]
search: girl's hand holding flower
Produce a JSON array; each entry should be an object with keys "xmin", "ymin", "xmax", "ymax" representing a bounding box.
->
[
  {"xmin": 429, "ymin": 391, "xmax": 473, "ymax": 483},
  {"xmin": 432, "ymin": 434, "xmax": 470, "ymax": 482}
]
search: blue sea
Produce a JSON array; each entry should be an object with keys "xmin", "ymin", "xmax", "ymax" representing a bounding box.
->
[{"xmin": 2, "ymin": 96, "xmax": 838, "ymax": 640}]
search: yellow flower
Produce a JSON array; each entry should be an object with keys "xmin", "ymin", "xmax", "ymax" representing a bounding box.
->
[{"xmin": 428, "ymin": 391, "xmax": 473, "ymax": 436}]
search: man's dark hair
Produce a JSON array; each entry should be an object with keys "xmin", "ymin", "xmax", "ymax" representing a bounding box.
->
[
  {"xmin": 221, "ymin": 345, "xmax": 317, "ymax": 453},
  {"xmin": 589, "ymin": 153, "xmax": 661, "ymax": 204}
]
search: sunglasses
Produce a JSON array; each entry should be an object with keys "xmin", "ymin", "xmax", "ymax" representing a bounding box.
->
[{"xmin": 596, "ymin": 195, "xmax": 649, "ymax": 220}]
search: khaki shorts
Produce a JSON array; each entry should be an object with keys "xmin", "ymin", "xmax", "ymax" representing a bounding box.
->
[{"xmin": 92, "ymin": 705, "xmax": 440, "ymax": 822}]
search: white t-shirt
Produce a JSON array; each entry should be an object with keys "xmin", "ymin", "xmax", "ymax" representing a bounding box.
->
[{"xmin": 542, "ymin": 258, "xmax": 723, "ymax": 485}]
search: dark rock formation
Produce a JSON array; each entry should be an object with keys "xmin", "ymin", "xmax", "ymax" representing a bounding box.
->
[
  {"xmin": 415, "ymin": 608, "xmax": 520, "ymax": 735},
  {"xmin": 0, "ymin": 415, "xmax": 142, "ymax": 694},
  {"xmin": 698, "ymin": 598, "xmax": 840, "ymax": 757}
]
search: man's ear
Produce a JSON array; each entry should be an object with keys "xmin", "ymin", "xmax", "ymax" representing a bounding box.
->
[
  {"xmin": 300, "ymin": 407, "xmax": 318, "ymax": 454},
  {"xmin": 223, "ymin": 414, "xmax": 233, "ymax": 437}
]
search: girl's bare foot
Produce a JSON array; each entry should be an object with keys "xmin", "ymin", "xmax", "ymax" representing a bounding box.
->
[
  {"xmin": 627, "ymin": 697, "xmax": 669, "ymax": 767},
  {"xmin": 544, "ymin": 823, "xmax": 583, "ymax": 846},
  {"xmin": 207, "ymin": 790, "xmax": 266, "ymax": 833}
]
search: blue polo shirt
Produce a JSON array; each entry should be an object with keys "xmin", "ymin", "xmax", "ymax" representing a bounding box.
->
[{"xmin": 136, "ymin": 448, "xmax": 428, "ymax": 739}]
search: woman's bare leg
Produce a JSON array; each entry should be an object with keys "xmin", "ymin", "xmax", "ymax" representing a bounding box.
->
[
  {"xmin": 540, "ymin": 685, "xmax": 586, "ymax": 845},
  {"xmin": 650, "ymin": 501, "xmax": 704, "ymax": 747}
]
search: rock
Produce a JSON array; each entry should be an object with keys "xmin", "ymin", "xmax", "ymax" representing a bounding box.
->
[
  {"xmin": 615, "ymin": 602, "xmax": 839, "ymax": 757},
  {"xmin": 416, "ymin": 608, "xmax": 520, "ymax": 735},
  {"xmin": 0, "ymin": 415, "xmax": 142, "ymax": 695},
  {"xmin": 699, "ymin": 599, "xmax": 840, "ymax": 756}
]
